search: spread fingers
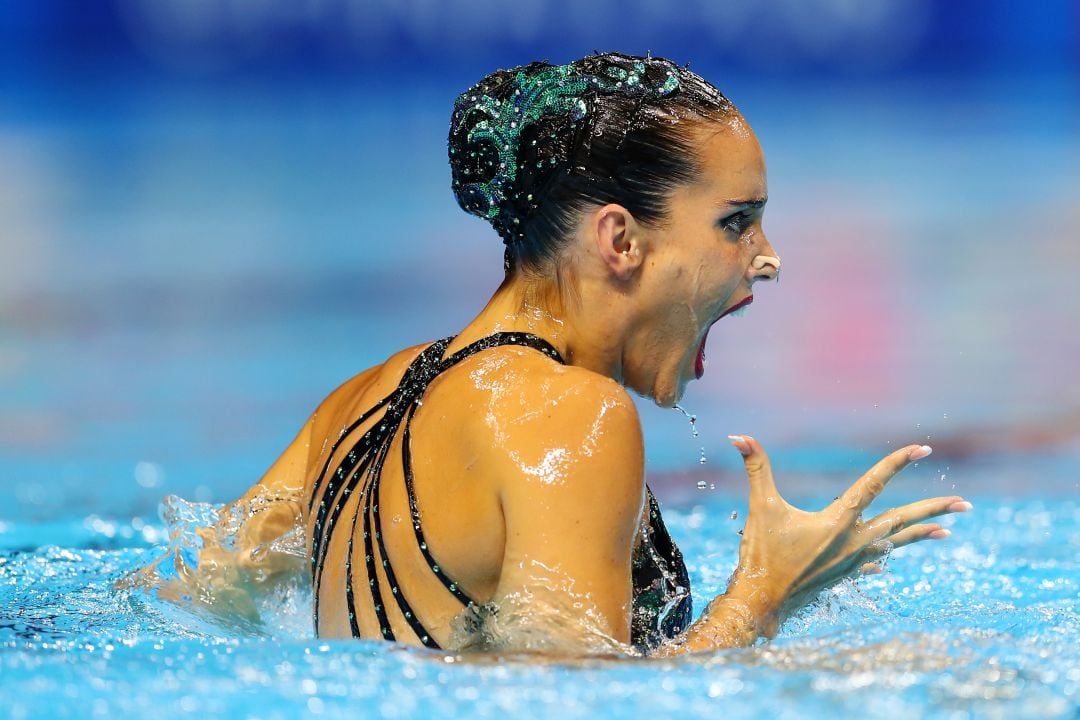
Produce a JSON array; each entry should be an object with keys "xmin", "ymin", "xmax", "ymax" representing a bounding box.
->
[
  {"xmin": 834, "ymin": 444, "xmax": 933, "ymax": 518},
  {"xmin": 861, "ymin": 496, "xmax": 972, "ymax": 541},
  {"xmin": 883, "ymin": 522, "xmax": 954, "ymax": 549}
]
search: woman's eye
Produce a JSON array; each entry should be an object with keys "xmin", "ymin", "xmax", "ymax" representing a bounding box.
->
[{"xmin": 719, "ymin": 211, "xmax": 753, "ymax": 235}]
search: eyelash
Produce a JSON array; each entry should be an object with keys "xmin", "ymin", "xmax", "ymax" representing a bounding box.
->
[{"xmin": 719, "ymin": 211, "xmax": 754, "ymax": 235}]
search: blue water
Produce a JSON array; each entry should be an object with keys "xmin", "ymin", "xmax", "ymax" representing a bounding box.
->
[{"xmin": 1, "ymin": 482, "xmax": 1077, "ymax": 719}]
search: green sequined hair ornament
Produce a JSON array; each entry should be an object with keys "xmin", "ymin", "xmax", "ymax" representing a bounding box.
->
[{"xmin": 449, "ymin": 55, "xmax": 682, "ymax": 250}]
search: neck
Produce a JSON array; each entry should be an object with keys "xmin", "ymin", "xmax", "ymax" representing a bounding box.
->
[{"xmin": 449, "ymin": 270, "xmax": 630, "ymax": 382}]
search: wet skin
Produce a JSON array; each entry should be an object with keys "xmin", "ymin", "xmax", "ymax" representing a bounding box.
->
[{"xmin": 213, "ymin": 117, "xmax": 971, "ymax": 652}]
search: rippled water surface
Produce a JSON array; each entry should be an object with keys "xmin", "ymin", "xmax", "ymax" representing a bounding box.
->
[{"xmin": 1, "ymin": 492, "xmax": 1076, "ymax": 719}]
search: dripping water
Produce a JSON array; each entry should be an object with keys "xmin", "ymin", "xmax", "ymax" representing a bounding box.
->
[
  {"xmin": 675, "ymin": 405, "xmax": 710, "ymax": 489},
  {"xmin": 673, "ymin": 404, "xmax": 699, "ymax": 438}
]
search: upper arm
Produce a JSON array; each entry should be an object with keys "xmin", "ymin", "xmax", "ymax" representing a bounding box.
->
[
  {"xmin": 234, "ymin": 415, "xmax": 314, "ymax": 508},
  {"xmin": 206, "ymin": 365, "xmax": 387, "ymax": 575},
  {"xmin": 220, "ymin": 415, "xmax": 314, "ymax": 553},
  {"xmin": 244, "ymin": 362, "xmax": 384, "ymax": 506},
  {"xmin": 490, "ymin": 374, "xmax": 645, "ymax": 648},
  {"xmin": 225, "ymin": 364, "xmax": 380, "ymax": 546}
]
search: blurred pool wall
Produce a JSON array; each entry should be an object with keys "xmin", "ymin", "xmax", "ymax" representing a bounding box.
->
[{"xmin": 1, "ymin": 1, "xmax": 1078, "ymax": 517}]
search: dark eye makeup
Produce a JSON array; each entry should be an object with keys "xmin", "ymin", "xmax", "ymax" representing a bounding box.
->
[{"xmin": 717, "ymin": 210, "xmax": 754, "ymax": 235}]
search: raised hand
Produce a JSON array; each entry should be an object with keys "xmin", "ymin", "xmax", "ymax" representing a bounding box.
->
[{"xmin": 723, "ymin": 434, "xmax": 972, "ymax": 635}]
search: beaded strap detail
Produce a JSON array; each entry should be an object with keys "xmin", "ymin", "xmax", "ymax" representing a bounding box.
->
[{"xmin": 310, "ymin": 332, "xmax": 565, "ymax": 648}]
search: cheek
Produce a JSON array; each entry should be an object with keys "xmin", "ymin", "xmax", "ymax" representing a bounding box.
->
[
  {"xmin": 714, "ymin": 246, "xmax": 750, "ymax": 290},
  {"xmin": 640, "ymin": 301, "xmax": 697, "ymax": 358}
]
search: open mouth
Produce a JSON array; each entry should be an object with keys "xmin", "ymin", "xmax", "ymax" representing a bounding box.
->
[{"xmin": 695, "ymin": 295, "xmax": 754, "ymax": 379}]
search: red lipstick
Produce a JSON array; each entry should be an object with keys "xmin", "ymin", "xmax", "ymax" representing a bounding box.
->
[
  {"xmin": 719, "ymin": 294, "xmax": 755, "ymax": 320},
  {"xmin": 695, "ymin": 295, "xmax": 754, "ymax": 379}
]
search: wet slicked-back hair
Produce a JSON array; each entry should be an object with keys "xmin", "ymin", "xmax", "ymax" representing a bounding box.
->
[{"xmin": 448, "ymin": 52, "xmax": 736, "ymax": 275}]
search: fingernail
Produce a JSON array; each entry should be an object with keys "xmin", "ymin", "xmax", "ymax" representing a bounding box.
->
[
  {"xmin": 908, "ymin": 445, "xmax": 933, "ymax": 461},
  {"xmin": 948, "ymin": 501, "xmax": 973, "ymax": 512},
  {"xmin": 728, "ymin": 435, "xmax": 751, "ymax": 456},
  {"xmin": 928, "ymin": 528, "xmax": 952, "ymax": 540}
]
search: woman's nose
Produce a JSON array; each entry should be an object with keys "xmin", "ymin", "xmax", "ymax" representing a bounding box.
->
[
  {"xmin": 744, "ymin": 232, "xmax": 780, "ymax": 284},
  {"xmin": 749, "ymin": 255, "xmax": 780, "ymax": 283}
]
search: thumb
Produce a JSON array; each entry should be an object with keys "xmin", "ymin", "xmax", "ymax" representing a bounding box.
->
[{"xmin": 729, "ymin": 434, "xmax": 780, "ymax": 502}]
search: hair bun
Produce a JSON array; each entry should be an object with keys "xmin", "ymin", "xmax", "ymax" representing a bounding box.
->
[{"xmin": 448, "ymin": 56, "xmax": 681, "ymax": 246}]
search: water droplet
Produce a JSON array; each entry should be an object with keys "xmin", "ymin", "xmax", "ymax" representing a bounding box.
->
[
  {"xmin": 696, "ymin": 479, "xmax": 707, "ymax": 490},
  {"xmin": 673, "ymin": 404, "xmax": 699, "ymax": 438},
  {"xmin": 730, "ymin": 510, "xmax": 738, "ymax": 520},
  {"xmin": 699, "ymin": 447, "xmax": 707, "ymax": 465}
]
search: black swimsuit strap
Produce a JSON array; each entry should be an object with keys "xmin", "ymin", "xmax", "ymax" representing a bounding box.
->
[
  {"xmin": 400, "ymin": 333, "xmax": 564, "ymax": 609},
  {"xmin": 312, "ymin": 332, "xmax": 564, "ymax": 647}
]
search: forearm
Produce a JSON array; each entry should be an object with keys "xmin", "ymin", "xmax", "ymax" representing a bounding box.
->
[{"xmin": 656, "ymin": 577, "xmax": 781, "ymax": 656}]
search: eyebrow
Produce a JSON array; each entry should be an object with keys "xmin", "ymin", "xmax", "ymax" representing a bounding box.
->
[{"xmin": 719, "ymin": 197, "xmax": 768, "ymax": 210}]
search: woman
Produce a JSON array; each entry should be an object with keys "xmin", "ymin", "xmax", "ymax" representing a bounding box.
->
[{"xmin": 182, "ymin": 52, "xmax": 970, "ymax": 655}]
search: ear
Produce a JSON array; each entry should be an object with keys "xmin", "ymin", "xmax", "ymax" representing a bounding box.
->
[{"xmin": 593, "ymin": 204, "xmax": 645, "ymax": 281}]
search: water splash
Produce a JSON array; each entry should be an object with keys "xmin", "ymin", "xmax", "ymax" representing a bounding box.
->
[
  {"xmin": 0, "ymin": 495, "xmax": 1075, "ymax": 718},
  {"xmin": 117, "ymin": 494, "xmax": 310, "ymax": 639}
]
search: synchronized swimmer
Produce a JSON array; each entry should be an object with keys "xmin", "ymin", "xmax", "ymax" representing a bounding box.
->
[{"xmin": 141, "ymin": 52, "xmax": 971, "ymax": 655}]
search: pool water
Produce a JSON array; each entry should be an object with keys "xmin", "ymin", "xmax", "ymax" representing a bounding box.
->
[{"xmin": 2, "ymin": 482, "xmax": 1076, "ymax": 719}]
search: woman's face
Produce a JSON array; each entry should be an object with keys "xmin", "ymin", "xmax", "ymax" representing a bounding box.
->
[{"xmin": 628, "ymin": 115, "xmax": 778, "ymax": 406}]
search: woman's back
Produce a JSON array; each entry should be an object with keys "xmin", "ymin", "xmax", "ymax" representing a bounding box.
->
[{"xmin": 303, "ymin": 333, "xmax": 652, "ymax": 648}]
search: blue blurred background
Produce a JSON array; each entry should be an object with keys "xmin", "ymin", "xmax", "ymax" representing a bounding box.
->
[{"xmin": 1, "ymin": 1, "xmax": 1077, "ymax": 519}]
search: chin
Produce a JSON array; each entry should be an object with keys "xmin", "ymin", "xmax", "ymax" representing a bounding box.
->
[
  {"xmin": 624, "ymin": 350, "xmax": 694, "ymax": 408},
  {"xmin": 649, "ymin": 373, "xmax": 690, "ymax": 409}
]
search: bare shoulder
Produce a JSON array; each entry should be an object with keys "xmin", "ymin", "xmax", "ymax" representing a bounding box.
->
[
  {"xmin": 456, "ymin": 344, "xmax": 640, "ymax": 430},
  {"xmin": 444, "ymin": 346, "xmax": 646, "ymax": 595},
  {"xmin": 305, "ymin": 341, "xmax": 440, "ymax": 464},
  {"xmin": 315, "ymin": 342, "xmax": 431, "ymax": 417},
  {"xmin": 444, "ymin": 345, "xmax": 645, "ymax": 494}
]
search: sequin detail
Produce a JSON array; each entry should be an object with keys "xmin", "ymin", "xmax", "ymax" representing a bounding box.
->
[
  {"xmin": 450, "ymin": 57, "xmax": 680, "ymax": 244},
  {"xmin": 631, "ymin": 489, "xmax": 693, "ymax": 650}
]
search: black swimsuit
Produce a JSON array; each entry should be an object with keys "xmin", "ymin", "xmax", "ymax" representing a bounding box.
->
[{"xmin": 308, "ymin": 332, "xmax": 692, "ymax": 651}]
